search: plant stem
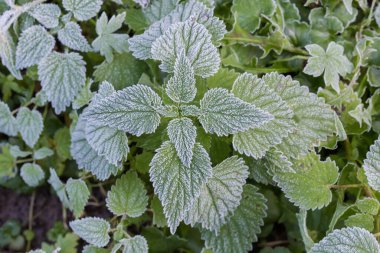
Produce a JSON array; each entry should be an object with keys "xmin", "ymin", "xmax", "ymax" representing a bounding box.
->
[
  {"xmin": 329, "ymin": 184, "xmax": 363, "ymax": 189},
  {"xmin": 270, "ymin": 55, "xmax": 309, "ymax": 63},
  {"xmin": 26, "ymin": 191, "xmax": 36, "ymax": 252},
  {"xmin": 16, "ymin": 158, "xmax": 34, "ymax": 164}
]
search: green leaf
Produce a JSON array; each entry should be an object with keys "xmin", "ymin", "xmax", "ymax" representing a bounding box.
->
[
  {"xmin": 201, "ymin": 184, "xmax": 267, "ymax": 253},
  {"xmin": 167, "ymin": 117, "xmax": 197, "ymax": 168},
  {"xmin": 356, "ymin": 198, "xmax": 380, "ymax": 215},
  {"xmin": 344, "ymin": 213, "xmax": 374, "ymax": 232},
  {"xmin": 16, "ymin": 107, "xmax": 43, "ymax": 148},
  {"xmin": 38, "ymin": 52, "xmax": 86, "ymax": 114},
  {"xmin": 106, "ymin": 171, "xmax": 148, "ymax": 217},
  {"xmin": 58, "ymin": 22, "xmax": 92, "ymax": 52},
  {"xmin": 66, "ymin": 178, "xmax": 90, "ymax": 218},
  {"xmin": 274, "ymin": 152, "xmax": 339, "ymax": 210},
  {"xmin": 111, "ymin": 235, "xmax": 148, "ymax": 253},
  {"xmin": 48, "ymin": 168, "xmax": 70, "ymax": 208},
  {"xmin": 69, "ymin": 217, "xmax": 110, "ymax": 247},
  {"xmin": 54, "ymin": 127, "xmax": 71, "ymax": 161},
  {"xmin": 296, "ymin": 209, "xmax": 314, "ymax": 252},
  {"xmin": 304, "ymin": 42, "xmax": 353, "ymax": 93},
  {"xmin": 10, "ymin": 145, "xmax": 32, "ymax": 158},
  {"xmin": 199, "ymin": 88, "xmax": 273, "ymax": 136},
  {"xmin": 73, "ymin": 79, "xmax": 94, "ymax": 110},
  {"xmin": 92, "ymin": 12, "xmax": 129, "ymax": 63},
  {"xmin": 309, "ymin": 227, "xmax": 380, "ymax": 253},
  {"xmin": 151, "ymin": 195, "xmax": 167, "ymax": 227},
  {"xmin": 62, "ymin": 0, "xmax": 102, "ymax": 21},
  {"xmin": 85, "ymin": 84, "xmax": 162, "ymax": 136},
  {"xmin": 143, "ymin": 0, "xmax": 178, "ymax": 24},
  {"xmin": 0, "ymin": 146, "xmax": 15, "ymax": 178},
  {"xmin": 20, "ymin": 163, "xmax": 44, "ymax": 187},
  {"xmin": 16, "ymin": 25, "xmax": 55, "ymax": 69},
  {"xmin": 262, "ymin": 73, "xmax": 336, "ymax": 158},
  {"xmin": 363, "ymin": 136, "xmax": 380, "ymax": 192},
  {"xmin": 0, "ymin": 31, "xmax": 22, "ymax": 79},
  {"xmin": 151, "ymin": 20, "xmax": 220, "ymax": 77},
  {"xmin": 33, "ymin": 147, "xmax": 54, "ymax": 160},
  {"xmin": 150, "ymin": 141, "xmax": 212, "ymax": 234},
  {"xmin": 232, "ymin": 73, "xmax": 295, "ymax": 158},
  {"xmin": 0, "ymin": 101, "xmax": 18, "ymax": 136},
  {"xmin": 231, "ymin": 0, "xmax": 276, "ymax": 33},
  {"xmin": 185, "ymin": 156, "xmax": 249, "ymax": 232},
  {"xmin": 165, "ymin": 50, "xmax": 197, "ymax": 103},
  {"xmin": 28, "ymin": 4, "xmax": 61, "ymax": 29}
]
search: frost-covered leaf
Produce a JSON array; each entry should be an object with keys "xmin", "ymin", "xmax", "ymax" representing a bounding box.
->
[
  {"xmin": 185, "ymin": 156, "xmax": 249, "ymax": 232},
  {"xmin": 71, "ymin": 115, "xmax": 120, "ymax": 181},
  {"xmin": 66, "ymin": 178, "xmax": 90, "ymax": 218},
  {"xmin": 62, "ymin": 0, "xmax": 102, "ymax": 21},
  {"xmin": 134, "ymin": 0, "xmax": 150, "ymax": 8},
  {"xmin": 262, "ymin": 73, "xmax": 336, "ymax": 158},
  {"xmin": 28, "ymin": 4, "xmax": 61, "ymax": 28},
  {"xmin": 0, "ymin": 101, "xmax": 18, "ymax": 136},
  {"xmin": 85, "ymin": 84, "xmax": 162, "ymax": 136},
  {"xmin": 150, "ymin": 141, "xmax": 212, "ymax": 234},
  {"xmin": 10, "ymin": 145, "xmax": 31, "ymax": 158},
  {"xmin": 15, "ymin": 25, "xmax": 55, "ymax": 69},
  {"xmin": 356, "ymin": 198, "xmax": 380, "ymax": 215},
  {"xmin": 111, "ymin": 235, "xmax": 148, "ymax": 253},
  {"xmin": 106, "ymin": 171, "xmax": 148, "ymax": 217},
  {"xmin": 16, "ymin": 107, "xmax": 43, "ymax": 148},
  {"xmin": 344, "ymin": 213, "xmax": 374, "ymax": 231},
  {"xmin": 309, "ymin": 227, "xmax": 380, "ymax": 253},
  {"xmin": 274, "ymin": 152, "xmax": 339, "ymax": 210},
  {"xmin": 151, "ymin": 20, "xmax": 220, "ymax": 77},
  {"xmin": 304, "ymin": 42, "xmax": 353, "ymax": 93},
  {"xmin": 165, "ymin": 50, "xmax": 196, "ymax": 103},
  {"xmin": 92, "ymin": 12, "xmax": 129, "ymax": 63},
  {"xmin": 0, "ymin": 31, "xmax": 22, "ymax": 79},
  {"xmin": 20, "ymin": 163, "xmax": 44, "ymax": 187},
  {"xmin": 38, "ymin": 52, "xmax": 86, "ymax": 114},
  {"xmin": 167, "ymin": 118, "xmax": 196, "ymax": 168},
  {"xmin": 129, "ymin": 0, "xmax": 226, "ymax": 60},
  {"xmin": 73, "ymin": 79, "xmax": 94, "ymax": 110},
  {"xmin": 70, "ymin": 217, "xmax": 110, "ymax": 247},
  {"xmin": 143, "ymin": 0, "xmax": 178, "ymax": 24},
  {"xmin": 199, "ymin": 88, "xmax": 273, "ymax": 136},
  {"xmin": 232, "ymin": 73, "xmax": 295, "ymax": 158},
  {"xmin": 48, "ymin": 168, "xmax": 70, "ymax": 208},
  {"xmin": 85, "ymin": 123, "xmax": 128, "ymax": 166},
  {"xmin": 201, "ymin": 184, "xmax": 267, "ymax": 253},
  {"xmin": 363, "ymin": 136, "xmax": 380, "ymax": 192},
  {"xmin": 58, "ymin": 22, "xmax": 92, "ymax": 52},
  {"xmin": 231, "ymin": 0, "xmax": 276, "ymax": 33},
  {"xmin": 180, "ymin": 105, "xmax": 201, "ymax": 117},
  {"xmin": 33, "ymin": 147, "xmax": 53, "ymax": 160}
]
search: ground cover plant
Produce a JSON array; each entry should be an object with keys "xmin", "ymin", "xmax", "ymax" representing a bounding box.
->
[{"xmin": 1, "ymin": 0, "xmax": 380, "ymax": 252}]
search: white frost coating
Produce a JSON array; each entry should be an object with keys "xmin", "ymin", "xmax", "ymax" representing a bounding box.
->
[
  {"xmin": 262, "ymin": 73, "xmax": 336, "ymax": 159},
  {"xmin": 166, "ymin": 50, "xmax": 197, "ymax": 103},
  {"xmin": 92, "ymin": 12, "xmax": 129, "ymax": 63},
  {"xmin": 20, "ymin": 163, "xmax": 45, "ymax": 187},
  {"xmin": 38, "ymin": 52, "xmax": 86, "ymax": 114},
  {"xmin": 70, "ymin": 217, "xmax": 110, "ymax": 247},
  {"xmin": 149, "ymin": 141, "xmax": 212, "ymax": 234},
  {"xmin": 111, "ymin": 235, "xmax": 149, "ymax": 253},
  {"xmin": 71, "ymin": 115, "xmax": 120, "ymax": 181},
  {"xmin": 0, "ymin": 31, "xmax": 22, "ymax": 79},
  {"xmin": 66, "ymin": 178, "xmax": 90, "ymax": 218},
  {"xmin": 28, "ymin": 4, "xmax": 61, "ymax": 28},
  {"xmin": 201, "ymin": 185, "xmax": 267, "ymax": 253},
  {"xmin": 58, "ymin": 22, "xmax": 92, "ymax": 52},
  {"xmin": 143, "ymin": 0, "xmax": 178, "ymax": 24},
  {"xmin": 232, "ymin": 73, "xmax": 295, "ymax": 159},
  {"xmin": 85, "ymin": 84, "xmax": 162, "ymax": 136},
  {"xmin": 199, "ymin": 88, "xmax": 274, "ymax": 136},
  {"xmin": 16, "ymin": 107, "xmax": 43, "ymax": 148},
  {"xmin": 151, "ymin": 20, "xmax": 220, "ymax": 77},
  {"xmin": 48, "ymin": 168, "xmax": 70, "ymax": 208},
  {"xmin": 133, "ymin": 0, "xmax": 150, "ymax": 8},
  {"xmin": 62, "ymin": 0, "xmax": 102, "ymax": 21},
  {"xmin": 16, "ymin": 25, "xmax": 55, "ymax": 69},
  {"xmin": 167, "ymin": 117, "xmax": 197, "ymax": 168},
  {"xmin": 0, "ymin": 101, "xmax": 18, "ymax": 136},
  {"xmin": 184, "ymin": 156, "xmax": 249, "ymax": 233},
  {"xmin": 363, "ymin": 136, "xmax": 380, "ymax": 192},
  {"xmin": 129, "ymin": 0, "xmax": 226, "ymax": 60},
  {"xmin": 309, "ymin": 227, "xmax": 380, "ymax": 253}
]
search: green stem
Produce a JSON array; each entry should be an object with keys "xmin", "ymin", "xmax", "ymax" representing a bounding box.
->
[
  {"xmin": 16, "ymin": 158, "xmax": 34, "ymax": 164},
  {"xmin": 270, "ymin": 55, "xmax": 309, "ymax": 63},
  {"xmin": 26, "ymin": 191, "xmax": 36, "ymax": 252},
  {"xmin": 329, "ymin": 184, "xmax": 363, "ymax": 189},
  {"xmin": 244, "ymin": 66, "xmax": 296, "ymax": 74}
]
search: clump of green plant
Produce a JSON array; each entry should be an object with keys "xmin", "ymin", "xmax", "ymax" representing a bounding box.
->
[{"xmin": 1, "ymin": 0, "xmax": 380, "ymax": 252}]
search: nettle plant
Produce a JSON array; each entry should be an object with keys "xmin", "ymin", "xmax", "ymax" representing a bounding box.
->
[{"xmin": 1, "ymin": 0, "xmax": 380, "ymax": 252}]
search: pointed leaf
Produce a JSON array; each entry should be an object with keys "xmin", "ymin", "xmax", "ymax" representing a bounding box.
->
[
  {"xmin": 106, "ymin": 171, "xmax": 148, "ymax": 217},
  {"xmin": 70, "ymin": 217, "xmax": 110, "ymax": 247},
  {"xmin": 33, "ymin": 147, "xmax": 54, "ymax": 160},
  {"xmin": 62, "ymin": 0, "xmax": 102, "ymax": 21},
  {"xmin": 38, "ymin": 52, "xmax": 86, "ymax": 114},
  {"xmin": 201, "ymin": 185, "xmax": 267, "ymax": 253},
  {"xmin": 363, "ymin": 136, "xmax": 380, "ymax": 192},
  {"xmin": 0, "ymin": 101, "xmax": 18, "ymax": 136},
  {"xmin": 167, "ymin": 117, "xmax": 196, "ymax": 168},
  {"xmin": 48, "ymin": 168, "xmax": 70, "ymax": 208},
  {"xmin": 143, "ymin": 0, "xmax": 178, "ymax": 24},
  {"xmin": 16, "ymin": 107, "xmax": 43, "ymax": 148},
  {"xmin": 232, "ymin": 73, "xmax": 295, "ymax": 158},
  {"xmin": 28, "ymin": 4, "xmax": 61, "ymax": 28},
  {"xmin": 111, "ymin": 235, "xmax": 148, "ymax": 253},
  {"xmin": 66, "ymin": 178, "xmax": 90, "ymax": 218},
  {"xmin": 199, "ymin": 88, "xmax": 273, "ymax": 136},
  {"xmin": 0, "ymin": 31, "xmax": 22, "ymax": 79},
  {"xmin": 20, "ymin": 163, "xmax": 44, "ymax": 187},
  {"xmin": 58, "ymin": 22, "xmax": 92, "ymax": 52},
  {"xmin": 150, "ymin": 141, "xmax": 212, "ymax": 234},
  {"xmin": 185, "ymin": 156, "xmax": 249, "ymax": 232},
  {"xmin": 85, "ymin": 84, "xmax": 162, "ymax": 136}
]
